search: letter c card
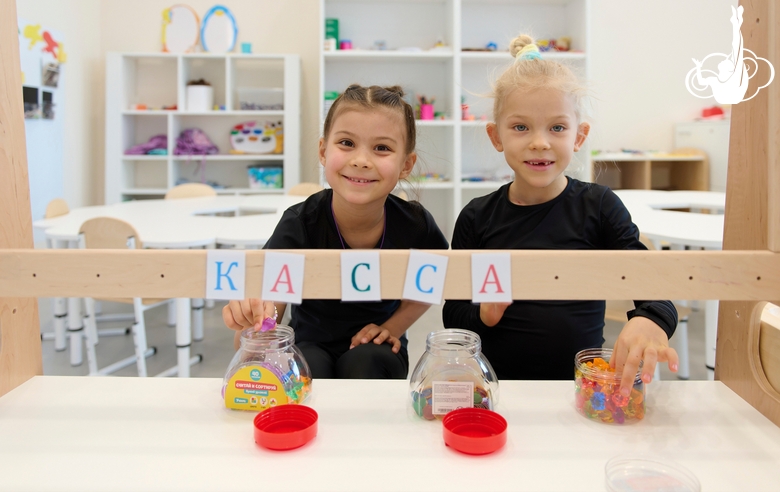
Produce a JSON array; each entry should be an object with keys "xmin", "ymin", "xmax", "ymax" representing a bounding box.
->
[
  {"xmin": 341, "ymin": 251, "xmax": 381, "ymax": 302},
  {"xmin": 402, "ymin": 250, "xmax": 449, "ymax": 304}
]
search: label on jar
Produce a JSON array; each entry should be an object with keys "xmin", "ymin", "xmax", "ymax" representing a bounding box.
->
[
  {"xmin": 432, "ymin": 381, "xmax": 474, "ymax": 415},
  {"xmin": 224, "ymin": 365, "xmax": 289, "ymax": 411}
]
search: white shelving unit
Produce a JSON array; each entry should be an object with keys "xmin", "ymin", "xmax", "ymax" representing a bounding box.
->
[
  {"xmin": 320, "ymin": 0, "xmax": 590, "ymax": 236},
  {"xmin": 105, "ymin": 53, "xmax": 300, "ymax": 204}
]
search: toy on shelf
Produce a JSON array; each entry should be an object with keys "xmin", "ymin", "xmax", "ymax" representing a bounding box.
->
[
  {"xmin": 556, "ymin": 36, "xmax": 571, "ymax": 52},
  {"xmin": 417, "ymin": 95, "xmax": 435, "ymax": 120},
  {"xmin": 174, "ymin": 128, "xmax": 219, "ymax": 156},
  {"xmin": 201, "ymin": 5, "xmax": 238, "ymax": 53},
  {"xmin": 186, "ymin": 78, "xmax": 214, "ymax": 112},
  {"xmin": 125, "ymin": 135, "xmax": 168, "ymax": 155},
  {"xmin": 161, "ymin": 4, "xmax": 200, "ymax": 53},
  {"xmin": 230, "ymin": 121, "xmax": 283, "ymax": 154}
]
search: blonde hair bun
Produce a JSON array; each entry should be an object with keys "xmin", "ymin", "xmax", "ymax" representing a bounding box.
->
[{"xmin": 509, "ymin": 34, "xmax": 536, "ymax": 58}]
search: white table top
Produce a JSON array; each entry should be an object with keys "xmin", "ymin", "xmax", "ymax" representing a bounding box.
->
[
  {"xmin": 614, "ymin": 190, "xmax": 726, "ymax": 249},
  {"xmin": 0, "ymin": 377, "xmax": 778, "ymax": 491},
  {"xmin": 32, "ymin": 195, "xmax": 305, "ymax": 248}
]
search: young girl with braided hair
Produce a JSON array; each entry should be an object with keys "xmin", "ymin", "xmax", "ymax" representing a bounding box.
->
[
  {"xmin": 443, "ymin": 35, "xmax": 679, "ymax": 395},
  {"xmin": 224, "ymin": 84, "xmax": 448, "ymax": 379}
]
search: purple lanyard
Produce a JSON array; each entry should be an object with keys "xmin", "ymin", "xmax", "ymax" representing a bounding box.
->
[{"xmin": 330, "ymin": 201, "xmax": 386, "ymax": 249}]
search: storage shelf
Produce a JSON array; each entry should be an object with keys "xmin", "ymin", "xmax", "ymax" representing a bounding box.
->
[
  {"xmin": 122, "ymin": 155, "xmax": 168, "ymax": 161},
  {"xmin": 172, "ymin": 154, "xmax": 284, "ymax": 161},
  {"xmin": 324, "ymin": 50, "xmax": 454, "ymax": 61},
  {"xmin": 320, "ymin": 0, "xmax": 589, "ymax": 236},
  {"xmin": 460, "ymin": 51, "xmax": 586, "ymax": 62},
  {"xmin": 215, "ymin": 188, "xmax": 285, "ymax": 195},
  {"xmin": 106, "ymin": 53, "xmax": 301, "ymax": 203}
]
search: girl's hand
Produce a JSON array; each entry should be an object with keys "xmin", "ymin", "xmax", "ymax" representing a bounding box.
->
[
  {"xmin": 610, "ymin": 317, "xmax": 680, "ymax": 396},
  {"xmin": 222, "ymin": 298, "xmax": 276, "ymax": 332},
  {"xmin": 480, "ymin": 302, "xmax": 512, "ymax": 327},
  {"xmin": 350, "ymin": 323, "xmax": 401, "ymax": 353}
]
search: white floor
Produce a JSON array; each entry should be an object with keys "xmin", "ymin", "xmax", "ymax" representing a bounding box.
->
[{"xmin": 37, "ymin": 299, "xmax": 709, "ymax": 381}]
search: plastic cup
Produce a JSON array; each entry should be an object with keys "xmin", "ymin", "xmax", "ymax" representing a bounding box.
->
[{"xmin": 605, "ymin": 455, "xmax": 701, "ymax": 492}]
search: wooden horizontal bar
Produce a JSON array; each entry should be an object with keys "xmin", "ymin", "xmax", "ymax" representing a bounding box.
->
[{"xmin": 1, "ymin": 249, "xmax": 778, "ymax": 301}]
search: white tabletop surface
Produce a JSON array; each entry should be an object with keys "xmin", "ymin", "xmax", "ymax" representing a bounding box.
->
[
  {"xmin": 0, "ymin": 377, "xmax": 778, "ymax": 491},
  {"xmin": 33, "ymin": 195, "xmax": 306, "ymax": 248},
  {"xmin": 614, "ymin": 190, "xmax": 726, "ymax": 249}
]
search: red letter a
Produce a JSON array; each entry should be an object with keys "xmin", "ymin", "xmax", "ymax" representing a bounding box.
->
[
  {"xmin": 270, "ymin": 264, "xmax": 295, "ymax": 294},
  {"xmin": 478, "ymin": 264, "xmax": 504, "ymax": 294}
]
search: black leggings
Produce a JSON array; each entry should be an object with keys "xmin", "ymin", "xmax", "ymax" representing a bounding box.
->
[{"xmin": 297, "ymin": 341, "xmax": 409, "ymax": 379}]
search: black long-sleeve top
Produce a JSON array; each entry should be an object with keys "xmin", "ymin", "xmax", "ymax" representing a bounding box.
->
[{"xmin": 442, "ymin": 178, "xmax": 678, "ymax": 380}]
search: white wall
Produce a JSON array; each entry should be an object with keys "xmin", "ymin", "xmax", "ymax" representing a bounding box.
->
[
  {"xmin": 588, "ymin": 0, "xmax": 739, "ymax": 152},
  {"xmin": 17, "ymin": 0, "xmax": 102, "ymax": 211},
  {"xmin": 17, "ymin": 0, "xmax": 741, "ymax": 208}
]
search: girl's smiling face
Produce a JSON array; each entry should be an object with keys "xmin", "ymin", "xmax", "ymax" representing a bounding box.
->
[
  {"xmin": 487, "ymin": 87, "xmax": 590, "ymax": 204},
  {"xmin": 319, "ymin": 107, "xmax": 415, "ymax": 207}
]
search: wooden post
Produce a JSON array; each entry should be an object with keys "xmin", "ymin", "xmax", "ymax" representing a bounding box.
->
[
  {"xmin": 717, "ymin": 0, "xmax": 780, "ymax": 425},
  {"xmin": 0, "ymin": 0, "xmax": 43, "ymax": 397}
]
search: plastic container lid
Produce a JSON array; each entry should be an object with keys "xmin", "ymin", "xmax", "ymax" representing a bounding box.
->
[
  {"xmin": 605, "ymin": 456, "xmax": 701, "ymax": 492},
  {"xmin": 253, "ymin": 405, "xmax": 318, "ymax": 451},
  {"xmin": 442, "ymin": 407, "xmax": 507, "ymax": 455}
]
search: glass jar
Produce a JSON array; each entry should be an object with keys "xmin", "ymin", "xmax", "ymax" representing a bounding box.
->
[
  {"xmin": 409, "ymin": 329, "xmax": 499, "ymax": 420},
  {"xmin": 574, "ymin": 348, "xmax": 645, "ymax": 424},
  {"xmin": 222, "ymin": 325, "xmax": 312, "ymax": 411}
]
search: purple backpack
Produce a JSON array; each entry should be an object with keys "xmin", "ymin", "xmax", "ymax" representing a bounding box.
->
[{"xmin": 174, "ymin": 128, "xmax": 219, "ymax": 155}]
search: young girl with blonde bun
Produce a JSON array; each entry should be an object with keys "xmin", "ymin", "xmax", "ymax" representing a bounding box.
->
[
  {"xmin": 224, "ymin": 84, "xmax": 448, "ymax": 379},
  {"xmin": 443, "ymin": 35, "xmax": 679, "ymax": 395}
]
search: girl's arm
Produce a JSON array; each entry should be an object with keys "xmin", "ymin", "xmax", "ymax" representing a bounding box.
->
[{"xmin": 350, "ymin": 300, "xmax": 430, "ymax": 353}]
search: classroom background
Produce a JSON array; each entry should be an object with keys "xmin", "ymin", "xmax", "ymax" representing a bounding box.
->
[{"xmin": 18, "ymin": 0, "xmax": 739, "ymax": 380}]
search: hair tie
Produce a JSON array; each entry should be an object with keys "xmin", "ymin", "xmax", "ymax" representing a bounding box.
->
[{"xmin": 515, "ymin": 44, "xmax": 541, "ymax": 62}]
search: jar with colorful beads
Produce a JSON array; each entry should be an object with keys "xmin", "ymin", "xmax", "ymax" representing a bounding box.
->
[
  {"xmin": 574, "ymin": 348, "xmax": 645, "ymax": 424},
  {"xmin": 222, "ymin": 325, "xmax": 312, "ymax": 411},
  {"xmin": 409, "ymin": 329, "xmax": 499, "ymax": 420}
]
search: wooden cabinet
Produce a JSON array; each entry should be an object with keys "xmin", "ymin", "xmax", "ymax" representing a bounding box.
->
[{"xmin": 591, "ymin": 151, "xmax": 709, "ymax": 191}]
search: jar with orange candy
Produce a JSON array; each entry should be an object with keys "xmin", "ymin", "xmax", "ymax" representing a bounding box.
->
[{"xmin": 574, "ymin": 348, "xmax": 645, "ymax": 424}]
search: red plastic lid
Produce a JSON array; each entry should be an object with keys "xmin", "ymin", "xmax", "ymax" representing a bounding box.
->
[
  {"xmin": 253, "ymin": 405, "xmax": 318, "ymax": 451},
  {"xmin": 442, "ymin": 407, "xmax": 507, "ymax": 455}
]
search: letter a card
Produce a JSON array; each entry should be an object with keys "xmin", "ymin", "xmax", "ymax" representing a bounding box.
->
[
  {"xmin": 206, "ymin": 250, "xmax": 246, "ymax": 300},
  {"xmin": 262, "ymin": 252, "xmax": 305, "ymax": 304},
  {"xmin": 471, "ymin": 253, "xmax": 512, "ymax": 303}
]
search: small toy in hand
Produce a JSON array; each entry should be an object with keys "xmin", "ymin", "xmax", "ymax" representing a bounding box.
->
[{"xmin": 259, "ymin": 305, "xmax": 279, "ymax": 332}]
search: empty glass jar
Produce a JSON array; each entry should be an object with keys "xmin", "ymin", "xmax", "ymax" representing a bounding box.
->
[
  {"xmin": 223, "ymin": 325, "xmax": 312, "ymax": 411},
  {"xmin": 409, "ymin": 329, "xmax": 499, "ymax": 420}
]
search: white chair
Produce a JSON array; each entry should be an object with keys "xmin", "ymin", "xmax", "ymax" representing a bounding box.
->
[
  {"xmin": 42, "ymin": 199, "xmax": 130, "ymax": 359},
  {"xmin": 164, "ymin": 182, "xmax": 217, "ymax": 199},
  {"xmin": 79, "ymin": 217, "xmax": 201, "ymax": 376}
]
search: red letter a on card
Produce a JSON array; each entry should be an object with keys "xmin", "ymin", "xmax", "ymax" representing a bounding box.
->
[
  {"xmin": 270, "ymin": 265, "xmax": 295, "ymax": 294},
  {"xmin": 479, "ymin": 264, "xmax": 504, "ymax": 294}
]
